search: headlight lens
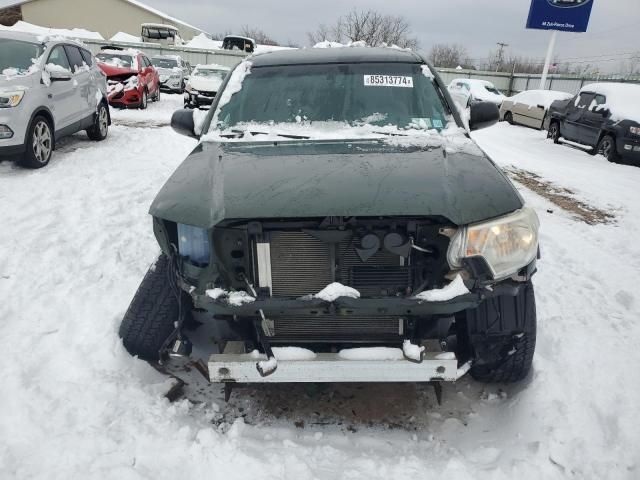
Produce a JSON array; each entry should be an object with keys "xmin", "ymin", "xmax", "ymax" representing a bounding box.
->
[
  {"xmin": 177, "ymin": 223, "xmax": 211, "ymax": 267},
  {"xmin": 448, "ymin": 208, "xmax": 539, "ymax": 280},
  {"xmin": 630, "ymin": 126, "xmax": 640, "ymax": 136},
  {"xmin": 0, "ymin": 90, "xmax": 26, "ymax": 108}
]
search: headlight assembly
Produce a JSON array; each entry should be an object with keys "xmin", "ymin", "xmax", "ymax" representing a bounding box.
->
[
  {"xmin": 177, "ymin": 223, "xmax": 211, "ymax": 267},
  {"xmin": 0, "ymin": 90, "xmax": 25, "ymax": 108},
  {"xmin": 448, "ymin": 208, "xmax": 539, "ymax": 280}
]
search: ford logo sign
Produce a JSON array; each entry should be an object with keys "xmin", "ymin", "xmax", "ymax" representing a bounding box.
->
[{"xmin": 547, "ymin": 0, "xmax": 591, "ymax": 8}]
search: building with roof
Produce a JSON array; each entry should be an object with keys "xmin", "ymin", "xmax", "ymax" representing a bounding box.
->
[{"xmin": 0, "ymin": 0, "xmax": 206, "ymax": 41}]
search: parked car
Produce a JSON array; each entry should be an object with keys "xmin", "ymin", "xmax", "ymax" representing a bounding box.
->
[
  {"xmin": 141, "ymin": 23, "xmax": 183, "ymax": 46},
  {"xmin": 0, "ymin": 31, "xmax": 110, "ymax": 169},
  {"xmin": 151, "ymin": 55, "xmax": 191, "ymax": 93},
  {"xmin": 119, "ymin": 48, "xmax": 540, "ymax": 394},
  {"xmin": 448, "ymin": 78, "xmax": 506, "ymax": 108},
  {"xmin": 500, "ymin": 89, "xmax": 573, "ymax": 129},
  {"xmin": 96, "ymin": 48, "xmax": 160, "ymax": 109},
  {"xmin": 184, "ymin": 64, "xmax": 230, "ymax": 109},
  {"xmin": 547, "ymin": 83, "xmax": 640, "ymax": 163}
]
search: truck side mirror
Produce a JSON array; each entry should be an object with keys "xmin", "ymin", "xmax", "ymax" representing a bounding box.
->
[
  {"xmin": 171, "ymin": 109, "xmax": 197, "ymax": 138},
  {"xmin": 469, "ymin": 102, "xmax": 500, "ymax": 131}
]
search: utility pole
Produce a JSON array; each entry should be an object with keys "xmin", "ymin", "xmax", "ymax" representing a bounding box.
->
[{"xmin": 496, "ymin": 42, "xmax": 509, "ymax": 72}]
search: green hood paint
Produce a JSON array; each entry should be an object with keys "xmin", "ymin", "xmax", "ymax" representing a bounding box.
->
[{"xmin": 149, "ymin": 139, "xmax": 523, "ymax": 228}]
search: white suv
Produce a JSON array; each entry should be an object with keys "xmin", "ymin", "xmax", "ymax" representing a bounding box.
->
[{"xmin": 0, "ymin": 31, "xmax": 110, "ymax": 168}]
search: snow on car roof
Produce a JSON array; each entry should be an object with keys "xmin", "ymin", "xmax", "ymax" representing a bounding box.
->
[
  {"xmin": 581, "ymin": 82, "xmax": 640, "ymax": 123},
  {"xmin": 511, "ymin": 89, "xmax": 573, "ymax": 109}
]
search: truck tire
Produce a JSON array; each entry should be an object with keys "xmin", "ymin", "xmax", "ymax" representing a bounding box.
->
[
  {"xmin": 597, "ymin": 134, "xmax": 620, "ymax": 163},
  {"xmin": 548, "ymin": 121, "xmax": 561, "ymax": 144},
  {"xmin": 119, "ymin": 254, "xmax": 178, "ymax": 361},
  {"xmin": 465, "ymin": 282, "xmax": 537, "ymax": 383}
]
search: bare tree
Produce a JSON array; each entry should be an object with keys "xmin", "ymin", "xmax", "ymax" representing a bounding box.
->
[
  {"xmin": 240, "ymin": 25, "xmax": 279, "ymax": 46},
  {"xmin": 428, "ymin": 44, "xmax": 472, "ymax": 68},
  {"xmin": 307, "ymin": 9, "xmax": 419, "ymax": 49},
  {"xmin": 619, "ymin": 52, "xmax": 640, "ymax": 77}
]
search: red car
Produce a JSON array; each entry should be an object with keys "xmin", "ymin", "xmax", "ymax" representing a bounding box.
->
[{"xmin": 96, "ymin": 49, "xmax": 160, "ymax": 109}]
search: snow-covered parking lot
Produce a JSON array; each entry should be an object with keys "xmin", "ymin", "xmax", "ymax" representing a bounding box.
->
[{"xmin": 1, "ymin": 96, "xmax": 639, "ymax": 479}]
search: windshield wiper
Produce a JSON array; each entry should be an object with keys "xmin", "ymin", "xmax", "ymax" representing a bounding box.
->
[{"xmin": 223, "ymin": 129, "xmax": 310, "ymax": 140}]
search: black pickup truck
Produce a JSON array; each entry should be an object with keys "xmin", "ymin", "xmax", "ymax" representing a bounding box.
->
[
  {"xmin": 547, "ymin": 83, "xmax": 640, "ymax": 164},
  {"xmin": 119, "ymin": 47, "xmax": 540, "ymax": 392}
]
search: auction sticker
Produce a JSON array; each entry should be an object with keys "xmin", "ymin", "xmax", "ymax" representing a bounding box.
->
[{"xmin": 364, "ymin": 75, "xmax": 414, "ymax": 88}]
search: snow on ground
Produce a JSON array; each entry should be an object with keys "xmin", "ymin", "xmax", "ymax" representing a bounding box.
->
[{"xmin": 1, "ymin": 110, "xmax": 640, "ymax": 479}]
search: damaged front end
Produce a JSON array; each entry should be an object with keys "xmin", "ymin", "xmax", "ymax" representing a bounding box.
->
[
  {"xmin": 153, "ymin": 210, "xmax": 538, "ymax": 386},
  {"xmin": 106, "ymin": 73, "xmax": 141, "ymax": 107}
]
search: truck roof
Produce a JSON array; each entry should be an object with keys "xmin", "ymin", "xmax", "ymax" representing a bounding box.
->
[{"xmin": 250, "ymin": 47, "xmax": 424, "ymax": 68}]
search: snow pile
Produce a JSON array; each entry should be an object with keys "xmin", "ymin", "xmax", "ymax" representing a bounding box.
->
[
  {"xmin": 338, "ymin": 347, "xmax": 404, "ymax": 361},
  {"xmin": 508, "ymin": 89, "xmax": 573, "ymax": 110},
  {"xmin": 205, "ymin": 288, "xmax": 256, "ymax": 306},
  {"xmin": 412, "ymin": 275, "xmax": 470, "ymax": 302},
  {"xmin": 0, "ymin": 20, "xmax": 103, "ymax": 40},
  {"xmin": 186, "ymin": 33, "xmax": 223, "ymax": 50},
  {"xmin": 581, "ymin": 82, "xmax": 640, "ymax": 123},
  {"xmin": 313, "ymin": 283, "xmax": 360, "ymax": 302},
  {"xmin": 110, "ymin": 31, "xmax": 142, "ymax": 43},
  {"xmin": 402, "ymin": 340, "xmax": 425, "ymax": 361}
]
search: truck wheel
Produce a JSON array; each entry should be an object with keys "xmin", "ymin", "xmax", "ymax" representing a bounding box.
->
[
  {"xmin": 463, "ymin": 282, "xmax": 537, "ymax": 383},
  {"xmin": 119, "ymin": 254, "xmax": 178, "ymax": 361},
  {"xmin": 597, "ymin": 135, "xmax": 620, "ymax": 163},
  {"xmin": 86, "ymin": 102, "xmax": 109, "ymax": 141},
  {"xmin": 548, "ymin": 121, "xmax": 561, "ymax": 144},
  {"xmin": 20, "ymin": 115, "xmax": 53, "ymax": 169}
]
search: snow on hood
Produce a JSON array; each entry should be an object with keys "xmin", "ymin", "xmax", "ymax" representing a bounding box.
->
[
  {"xmin": 582, "ymin": 83, "xmax": 640, "ymax": 124},
  {"xmin": 188, "ymin": 75, "xmax": 223, "ymax": 93},
  {"xmin": 203, "ymin": 120, "xmax": 482, "ymax": 156},
  {"xmin": 313, "ymin": 40, "xmax": 367, "ymax": 49}
]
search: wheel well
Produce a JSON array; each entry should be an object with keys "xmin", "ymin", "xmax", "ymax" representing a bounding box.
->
[{"xmin": 31, "ymin": 109, "xmax": 55, "ymax": 149}]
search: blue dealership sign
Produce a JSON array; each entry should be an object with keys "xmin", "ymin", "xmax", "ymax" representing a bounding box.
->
[{"xmin": 527, "ymin": 0, "xmax": 595, "ymax": 33}]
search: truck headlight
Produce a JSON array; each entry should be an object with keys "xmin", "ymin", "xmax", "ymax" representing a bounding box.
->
[
  {"xmin": 447, "ymin": 208, "xmax": 539, "ymax": 280},
  {"xmin": 177, "ymin": 223, "xmax": 211, "ymax": 267},
  {"xmin": 0, "ymin": 90, "xmax": 25, "ymax": 108},
  {"xmin": 630, "ymin": 126, "xmax": 640, "ymax": 136}
]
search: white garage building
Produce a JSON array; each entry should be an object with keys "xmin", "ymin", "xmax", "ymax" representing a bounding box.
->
[{"xmin": 0, "ymin": 0, "xmax": 206, "ymax": 41}]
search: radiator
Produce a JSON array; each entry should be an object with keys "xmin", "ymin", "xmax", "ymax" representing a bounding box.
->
[{"xmin": 265, "ymin": 231, "xmax": 410, "ymax": 298}]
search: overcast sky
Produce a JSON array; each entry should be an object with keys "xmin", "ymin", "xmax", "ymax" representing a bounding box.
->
[
  {"xmin": 2, "ymin": 0, "xmax": 638, "ymax": 71},
  {"xmin": 142, "ymin": 0, "xmax": 639, "ymax": 72}
]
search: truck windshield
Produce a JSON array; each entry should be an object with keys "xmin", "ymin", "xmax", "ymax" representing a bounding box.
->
[
  {"xmin": 215, "ymin": 63, "xmax": 451, "ymax": 131},
  {"xmin": 0, "ymin": 39, "xmax": 44, "ymax": 74}
]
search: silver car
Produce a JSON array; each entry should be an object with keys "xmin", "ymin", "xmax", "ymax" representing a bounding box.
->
[
  {"xmin": 150, "ymin": 55, "xmax": 191, "ymax": 93},
  {"xmin": 0, "ymin": 31, "xmax": 110, "ymax": 168}
]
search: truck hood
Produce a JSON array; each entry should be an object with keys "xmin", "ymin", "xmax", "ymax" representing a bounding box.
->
[{"xmin": 150, "ymin": 139, "xmax": 523, "ymax": 228}]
